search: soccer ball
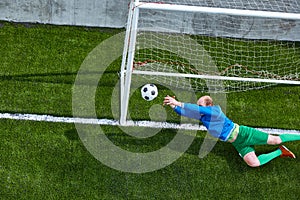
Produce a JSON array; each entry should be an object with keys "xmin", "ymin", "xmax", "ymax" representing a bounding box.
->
[{"xmin": 141, "ymin": 84, "xmax": 158, "ymax": 101}]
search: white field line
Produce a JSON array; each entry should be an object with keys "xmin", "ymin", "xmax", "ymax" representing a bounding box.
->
[{"xmin": 0, "ymin": 112, "xmax": 299, "ymax": 135}]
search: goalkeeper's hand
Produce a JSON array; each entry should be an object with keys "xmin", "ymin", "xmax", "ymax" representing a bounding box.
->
[{"xmin": 163, "ymin": 95, "xmax": 182, "ymax": 108}]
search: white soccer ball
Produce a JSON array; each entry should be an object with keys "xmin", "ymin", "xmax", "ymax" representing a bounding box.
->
[{"xmin": 141, "ymin": 84, "xmax": 158, "ymax": 101}]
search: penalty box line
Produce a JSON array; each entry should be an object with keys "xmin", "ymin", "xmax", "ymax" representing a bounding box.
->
[{"xmin": 0, "ymin": 112, "xmax": 299, "ymax": 135}]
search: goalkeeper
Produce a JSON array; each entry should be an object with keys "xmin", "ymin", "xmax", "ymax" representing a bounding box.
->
[{"xmin": 163, "ymin": 95, "xmax": 300, "ymax": 167}]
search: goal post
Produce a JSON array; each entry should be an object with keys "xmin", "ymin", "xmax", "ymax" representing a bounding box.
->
[{"xmin": 120, "ymin": 0, "xmax": 300, "ymax": 125}]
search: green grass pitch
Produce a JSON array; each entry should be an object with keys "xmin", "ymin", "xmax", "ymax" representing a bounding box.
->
[{"xmin": 0, "ymin": 21, "xmax": 299, "ymax": 199}]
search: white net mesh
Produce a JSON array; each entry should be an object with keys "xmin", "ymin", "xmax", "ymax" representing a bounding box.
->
[{"xmin": 129, "ymin": 0, "xmax": 300, "ymax": 92}]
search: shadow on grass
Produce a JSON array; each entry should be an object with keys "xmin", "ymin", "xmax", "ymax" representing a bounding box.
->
[
  {"xmin": 0, "ymin": 70, "xmax": 118, "ymax": 86},
  {"xmin": 0, "ymin": 72, "xmax": 77, "ymax": 84},
  {"xmin": 65, "ymin": 126, "xmax": 251, "ymax": 172},
  {"xmin": 63, "ymin": 127, "xmax": 300, "ymax": 178},
  {"xmin": 184, "ymin": 134, "xmax": 250, "ymax": 172},
  {"xmin": 64, "ymin": 128, "xmax": 81, "ymax": 141}
]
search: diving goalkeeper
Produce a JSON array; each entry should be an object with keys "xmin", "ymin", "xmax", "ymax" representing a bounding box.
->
[{"xmin": 163, "ymin": 95, "xmax": 300, "ymax": 167}]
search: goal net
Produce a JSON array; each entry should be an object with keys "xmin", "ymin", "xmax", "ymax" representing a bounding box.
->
[{"xmin": 120, "ymin": 0, "xmax": 300, "ymax": 124}]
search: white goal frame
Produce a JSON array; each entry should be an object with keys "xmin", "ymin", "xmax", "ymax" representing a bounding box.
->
[{"xmin": 120, "ymin": 0, "xmax": 300, "ymax": 125}]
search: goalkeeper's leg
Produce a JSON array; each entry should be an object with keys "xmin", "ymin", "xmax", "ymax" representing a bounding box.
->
[
  {"xmin": 279, "ymin": 134, "xmax": 300, "ymax": 143},
  {"xmin": 267, "ymin": 133, "xmax": 300, "ymax": 145},
  {"xmin": 239, "ymin": 125, "xmax": 300, "ymax": 145},
  {"xmin": 232, "ymin": 126, "xmax": 299, "ymax": 167},
  {"xmin": 242, "ymin": 145, "xmax": 295, "ymax": 167}
]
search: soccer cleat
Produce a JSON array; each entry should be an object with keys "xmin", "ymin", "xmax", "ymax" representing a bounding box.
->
[{"xmin": 279, "ymin": 145, "xmax": 296, "ymax": 159}]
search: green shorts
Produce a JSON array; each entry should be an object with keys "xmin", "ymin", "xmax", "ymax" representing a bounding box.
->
[{"xmin": 231, "ymin": 125, "xmax": 269, "ymax": 158}]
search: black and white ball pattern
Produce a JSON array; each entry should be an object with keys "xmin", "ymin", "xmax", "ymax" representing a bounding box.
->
[{"xmin": 141, "ymin": 84, "xmax": 158, "ymax": 101}]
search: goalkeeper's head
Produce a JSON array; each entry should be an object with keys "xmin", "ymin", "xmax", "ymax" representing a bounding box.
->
[{"xmin": 197, "ymin": 96, "xmax": 213, "ymax": 107}]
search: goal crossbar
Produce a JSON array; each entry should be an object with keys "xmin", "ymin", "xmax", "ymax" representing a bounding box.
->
[
  {"xmin": 133, "ymin": 70, "xmax": 300, "ymax": 85},
  {"xmin": 136, "ymin": 2, "xmax": 300, "ymax": 20}
]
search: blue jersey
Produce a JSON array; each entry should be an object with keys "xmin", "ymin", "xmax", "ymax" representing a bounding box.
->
[{"xmin": 174, "ymin": 103, "xmax": 235, "ymax": 141}]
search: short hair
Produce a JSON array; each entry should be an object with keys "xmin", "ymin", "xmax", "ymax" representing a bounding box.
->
[{"xmin": 198, "ymin": 95, "xmax": 213, "ymax": 106}]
